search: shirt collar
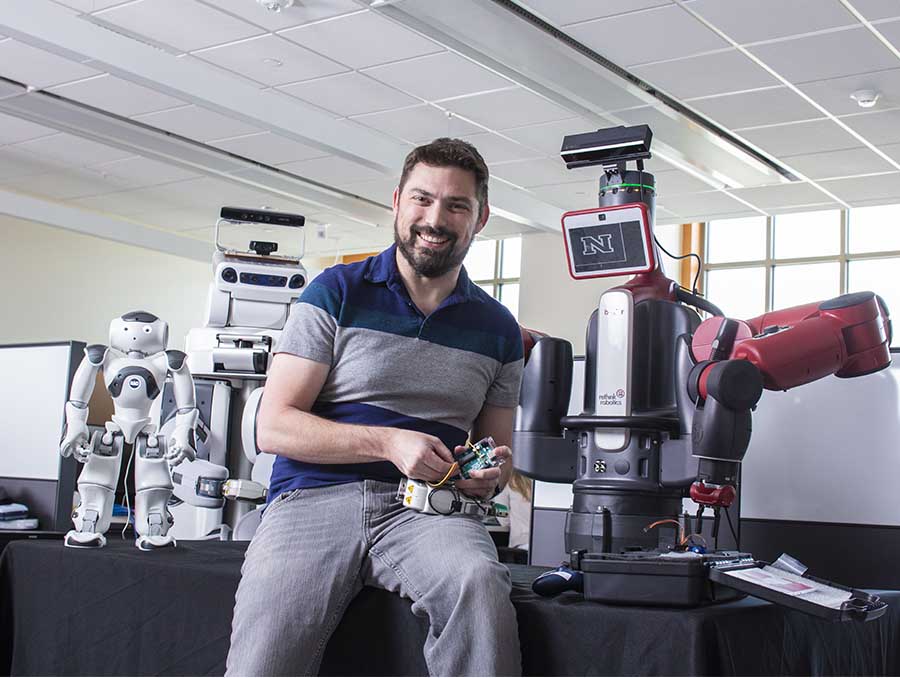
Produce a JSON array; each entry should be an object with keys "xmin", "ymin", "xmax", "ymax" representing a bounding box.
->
[{"xmin": 364, "ymin": 243, "xmax": 483, "ymax": 304}]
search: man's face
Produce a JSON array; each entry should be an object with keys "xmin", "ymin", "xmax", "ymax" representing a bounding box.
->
[{"xmin": 393, "ymin": 162, "xmax": 489, "ymax": 278}]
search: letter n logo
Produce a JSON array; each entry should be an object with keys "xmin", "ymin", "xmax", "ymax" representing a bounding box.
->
[{"xmin": 581, "ymin": 234, "xmax": 614, "ymax": 256}]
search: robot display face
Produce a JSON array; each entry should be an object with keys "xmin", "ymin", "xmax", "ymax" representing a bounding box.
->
[{"xmin": 109, "ymin": 311, "xmax": 169, "ymax": 354}]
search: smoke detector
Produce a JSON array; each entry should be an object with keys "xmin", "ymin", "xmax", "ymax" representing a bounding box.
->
[
  {"xmin": 256, "ymin": 0, "xmax": 295, "ymax": 13},
  {"xmin": 850, "ymin": 89, "xmax": 880, "ymax": 109}
]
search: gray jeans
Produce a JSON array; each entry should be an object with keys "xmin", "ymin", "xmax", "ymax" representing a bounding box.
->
[{"xmin": 225, "ymin": 480, "xmax": 522, "ymax": 676}]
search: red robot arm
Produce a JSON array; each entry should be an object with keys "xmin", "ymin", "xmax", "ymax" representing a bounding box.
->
[{"xmin": 685, "ymin": 291, "xmax": 891, "ymax": 508}]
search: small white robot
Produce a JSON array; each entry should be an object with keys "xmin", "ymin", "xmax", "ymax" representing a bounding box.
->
[{"xmin": 59, "ymin": 311, "xmax": 198, "ymax": 550}]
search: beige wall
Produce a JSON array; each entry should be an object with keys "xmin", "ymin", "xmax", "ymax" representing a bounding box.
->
[
  {"xmin": 1, "ymin": 216, "xmax": 212, "ymax": 348},
  {"xmin": 518, "ymin": 231, "xmax": 627, "ymax": 355}
]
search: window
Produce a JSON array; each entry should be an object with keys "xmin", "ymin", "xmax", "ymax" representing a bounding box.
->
[
  {"xmin": 703, "ymin": 205, "xmax": 900, "ymax": 347},
  {"xmin": 465, "ymin": 236, "xmax": 522, "ymax": 319}
]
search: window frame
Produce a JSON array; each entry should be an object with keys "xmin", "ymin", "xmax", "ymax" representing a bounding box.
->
[{"xmin": 468, "ymin": 237, "xmax": 522, "ymax": 315}]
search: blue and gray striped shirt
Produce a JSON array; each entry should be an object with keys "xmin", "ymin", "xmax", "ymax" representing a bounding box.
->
[{"xmin": 268, "ymin": 244, "xmax": 524, "ymax": 495}]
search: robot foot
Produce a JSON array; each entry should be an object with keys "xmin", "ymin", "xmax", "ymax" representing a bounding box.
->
[
  {"xmin": 135, "ymin": 534, "xmax": 176, "ymax": 551},
  {"xmin": 64, "ymin": 530, "xmax": 107, "ymax": 549}
]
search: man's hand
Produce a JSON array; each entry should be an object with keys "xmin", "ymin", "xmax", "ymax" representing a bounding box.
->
[
  {"xmin": 454, "ymin": 444, "xmax": 511, "ymax": 499},
  {"xmin": 385, "ymin": 429, "xmax": 455, "ymax": 483}
]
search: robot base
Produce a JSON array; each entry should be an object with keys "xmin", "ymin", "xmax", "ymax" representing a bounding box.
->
[{"xmin": 64, "ymin": 530, "xmax": 108, "ymax": 549}]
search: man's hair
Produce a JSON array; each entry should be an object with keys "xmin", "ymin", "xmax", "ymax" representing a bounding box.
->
[{"xmin": 397, "ymin": 137, "xmax": 489, "ymax": 218}]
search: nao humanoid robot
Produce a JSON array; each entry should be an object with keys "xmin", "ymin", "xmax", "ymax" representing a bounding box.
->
[{"xmin": 59, "ymin": 311, "xmax": 198, "ymax": 550}]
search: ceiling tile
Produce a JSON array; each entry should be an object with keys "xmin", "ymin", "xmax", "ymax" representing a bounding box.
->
[
  {"xmin": 363, "ymin": 51, "xmax": 513, "ymax": 102},
  {"xmin": 94, "ymin": 156, "xmax": 200, "ymax": 187},
  {"xmin": 134, "ymin": 105, "xmax": 262, "ymax": 142},
  {"xmin": 748, "ymin": 27, "xmax": 898, "ymax": 84},
  {"xmin": 2, "ymin": 167, "xmax": 132, "ymax": 200},
  {"xmin": 0, "ymin": 40, "xmax": 101, "ymax": 88},
  {"xmin": 797, "ymin": 68, "xmax": 900, "ymax": 116},
  {"xmin": 193, "ymin": 35, "xmax": 347, "ymax": 86},
  {"xmin": 94, "ymin": 0, "xmax": 264, "ymax": 52},
  {"xmin": 528, "ymin": 180, "xmax": 599, "ymax": 211},
  {"xmin": 196, "ymin": 0, "xmax": 360, "ymax": 31},
  {"xmin": 13, "ymin": 133, "xmax": 134, "ymax": 166},
  {"xmin": 480, "ymin": 214, "xmax": 531, "ymax": 238},
  {"xmin": 459, "ymin": 133, "xmax": 543, "ymax": 165},
  {"xmin": 351, "ymin": 105, "xmax": 481, "ymax": 144},
  {"xmin": 0, "ymin": 113, "xmax": 57, "ymax": 145},
  {"xmin": 281, "ymin": 10, "xmax": 443, "ymax": 70},
  {"xmin": 851, "ymin": 0, "xmax": 900, "ymax": 20},
  {"xmin": 49, "ymin": 0, "xmax": 132, "ymax": 11},
  {"xmin": 730, "ymin": 182, "xmax": 837, "ymax": 209},
  {"xmin": 48, "ymin": 74, "xmax": 187, "ymax": 116},
  {"xmin": 875, "ymin": 19, "xmax": 900, "ymax": 51},
  {"xmin": 655, "ymin": 169, "xmax": 716, "ymax": 196},
  {"xmin": 444, "ymin": 88, "xmax": 574, "ymax": 131},
  {"xmin": 739, "ymin": 119, "xmax": 861, "ymax": 156},
  {"xmin": 783, "ymin": 146, "xmax": 896, "ymax": 179},
  {"xmin": 276, "ymin": 155, "xmax": 387, "ymax": 186},
  {"xmin": 70, "ymin": 184, "xmax": 199, "ymax": 215},
  {"xmin": 840, "ymin": 108, "xmax": 900, "ymax": 145},
  {"xmin": 279, "ymin": 72, "xmax": 418, "ymax": 117},
  {"xmin": 566, "ymin": 5, "xmax": 728, "ymax": 67},
  {"xmin": 0, "ymin": 146, "xmax": 67, "ymax": 182},
  {"xmin": 516, "ymin": 0, "xmax": 673, "ymax": 26},
  {"xmin": 820, "ymin": 172, "xmax": 900, "ymax": 204},
  {"xmin": 493, "ymin": 158, "xmax": 592, "ymax": 188},
  {"xmin": 212, "ymin": 132, "xmax": 328, "ymax": 165},
  {"xmin": 340, "ymin": 178, "xmax": 398, "ymax": 205},
  {"xmin": 632, "ymin": 49, "xmax": 778, "ymax": 99},
  {"xmin": 881, "ymin": 141, "xmax": 900, "ymax": 164},
  {"xmin": 500, "ymin": 117, "xmax": 588, "ymax": 156},
  {"xmin": 660, "ymin": 190, "xmax": 761, "ymax": 216},
  {"xmin": 688, "ymin": 0, "xmax": 854, "ymax": 44},
  {"xmin": 687, "ymin": 87, "xmax": 822, "ymax": 129}
]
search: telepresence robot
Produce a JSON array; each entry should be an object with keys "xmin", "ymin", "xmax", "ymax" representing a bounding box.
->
[
  {"xmin": 59, "ymin": 311, "xmax": 198, "ymax": 550},
  {"xmin": 517, "ymin": 125, "xmax": 891, "ymax": 620},
  {"xmin": 159, "ymin": 207, "xmax": 308, "ymax": 540}
]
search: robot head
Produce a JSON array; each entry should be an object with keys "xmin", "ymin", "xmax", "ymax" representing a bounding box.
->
[{"xmin": 109, "ymin": 311, "xmax": 168, "ymax": 354}]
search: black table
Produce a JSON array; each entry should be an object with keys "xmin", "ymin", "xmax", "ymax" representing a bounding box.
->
[{"xmin": 1, "ymin": 539, "xmax": 897, "ymax": 676}]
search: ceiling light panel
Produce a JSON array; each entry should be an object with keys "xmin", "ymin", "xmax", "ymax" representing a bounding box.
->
[
  {"xmin": 361, "ymin": 51, "xmax": 513, "ymax": 102},
  {"xmin": 94, "ymin": 0, "xmax": 265, "ymax": 52},
  {"xmin": 515, "ymin": 0, "xmax": 673, "ymax": 27},
  {"xmin": 133, "ymin": 105, "xmax": 263, "ymax": 142},
  {"xmin": 197, "ymin": 0, "xmax": 361, "ymax": 31},
  {"xmin": 0, "ymin": 39, "xmax": 101, "ymax": 88},
  {"xmin": 211, "ymin": 132, "xmax": 329, "ymax": 165},
  {"xmin": 796, "ymin": 68, "xmax": 900, "ymax": 115},
  {"xmin": 820, "ymin": 172, "xmax": 900, "ymax": 204},
  {"xmin": 280, "ymin": 10, "xmax": 443, "ymax": 69},
  {"xmin": 278, "ymin": 72, "xmax": 418, "ymax": 117},
  {"xmin": 839, "ymin": 108, "xmax": 900, "ymax": 145},
  {"xmin": 686, "ymin": 87, "xmax": 823, "ymax": 130},
  {"xmin": 351, "ymin": 104, "xmax": 481, "ymax": 143},
  {"xmin": 48, "ymin": 74, "xmax": 188, "ymax": 117},
  {"xmin": 747, "ymin": 27, "xmax": 898, "ymax": 84},
  {"xmin": 193, "ymin": 34, "xmax": 348, "ymax": 87},
  {"xmin": 687, "ymin": 0, "xmax": 856, "ymax": 44},
  {"xmin": 781, "ymin": 146, "xmax": 895, "ymax": 180},
  {"xmin": 738, "ymin": 119, "xmax": 862, "ymax": 157},
  {"xmin": 631, "ymin": 49, "xmax": 779, "ymax": 99},
  {"xmin": 443, "ymin": 87, "xmax": 573, "ymax": 131},
  {"xmin": 0, "ymin": 112, "xmax": 57, "ymax": 145},
  {"xmin": 565, "ymin": 5, "xmax": 728, "ymax": 67}
]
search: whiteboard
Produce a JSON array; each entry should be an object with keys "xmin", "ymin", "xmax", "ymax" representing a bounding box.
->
[
  {"xmin": 0, "ymin": 344, "xmax": 73, "ymax": 480},
  {"xmin": 742, "ymin": 357, "xmax": 900, "ymax": 526}
]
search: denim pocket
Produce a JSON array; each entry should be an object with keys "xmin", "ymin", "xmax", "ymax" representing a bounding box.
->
[{"xmin": 264, "ymin": 488, "xmax": 304, "ymax": 515}]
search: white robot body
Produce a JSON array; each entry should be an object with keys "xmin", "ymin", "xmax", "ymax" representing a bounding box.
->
[{"xmin": 60, "ymin": 311, "xmax": 198, "ymax": 551}]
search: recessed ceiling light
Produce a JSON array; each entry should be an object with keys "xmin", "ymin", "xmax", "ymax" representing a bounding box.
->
[
  {"xmin": 262, "ymin": 58, "xmax": 284, "ymax": 68},
  {"xmin": 850, "ymin": 89, "xmax": 880, "ymax": 109}
]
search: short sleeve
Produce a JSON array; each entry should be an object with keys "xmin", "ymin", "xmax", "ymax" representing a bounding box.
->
[
  {"xmin": 275, "ymin": 273, "xmax": 341, "ymax": 366},
  {"xmin": 485, "ymin": 319, "xmax": 524, "ymax": 407}
]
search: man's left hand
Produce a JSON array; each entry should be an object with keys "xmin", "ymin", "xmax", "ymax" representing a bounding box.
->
[{"xmin": 454, "ymin": 444, "xmax": 511, "ymax": 499}]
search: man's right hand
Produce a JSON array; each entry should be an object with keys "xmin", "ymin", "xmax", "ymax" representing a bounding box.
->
[{"xmin": 384, "ymin": 429, "xmax": 455, "ymax": 483}]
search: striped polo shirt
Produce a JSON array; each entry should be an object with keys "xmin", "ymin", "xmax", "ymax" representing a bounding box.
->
[{"xmin": 267, "ymin": 243, "xmax": 524, "ymax": 496}]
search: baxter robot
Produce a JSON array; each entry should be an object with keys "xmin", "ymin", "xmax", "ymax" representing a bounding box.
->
[{"xmin": 515, "ymin": 125, "xmax": 891, "ymax": 614}]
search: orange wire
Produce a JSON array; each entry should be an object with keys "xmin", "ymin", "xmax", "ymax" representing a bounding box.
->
[
  {"xmin": 428, "ymin": 462, "xmax": 459, "ymax": 488},
  {"xmin": 644, "ymin": 518, "xmax": 687, "ymax": 545}
]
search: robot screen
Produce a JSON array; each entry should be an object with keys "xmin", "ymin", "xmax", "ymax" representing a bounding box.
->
[
  {"xmin": 560, "ymin": 202, "xmax": 655, "ymax": 280},
  {"xmin": 217, "ymin": 214, "xmax": 305, "ymax": 261}
]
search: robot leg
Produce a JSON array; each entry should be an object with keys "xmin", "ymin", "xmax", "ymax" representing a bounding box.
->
[
  {"xmin": 66, "ymin": 432, "xmax": 123, "ymax": 549},
  {"xmin": 133, "ymin": 434, "xmax": 176, "ymax": 551}
]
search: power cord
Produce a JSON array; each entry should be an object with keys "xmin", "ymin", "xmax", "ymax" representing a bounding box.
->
[{"xmin": 654, "ymin": 236, "xmax": 703, "ymax": 294}]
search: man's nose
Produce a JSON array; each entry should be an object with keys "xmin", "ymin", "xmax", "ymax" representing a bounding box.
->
[{"xmin": 422, "ymin": 200, "xmax": 448, "ymax": 226}]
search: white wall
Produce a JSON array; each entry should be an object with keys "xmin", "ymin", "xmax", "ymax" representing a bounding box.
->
[
  {"xmin": 1, "ymin": 216, "xmax": 212, "ymax": 348},
  {"xmin": 518, "ymin": 231, "xmax": 627, "ymax": 354}
]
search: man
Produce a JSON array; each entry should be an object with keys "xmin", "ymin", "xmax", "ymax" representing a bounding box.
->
[{"xmin": 226, "ymin": 138, "xmax": 524, "ymax": 676}]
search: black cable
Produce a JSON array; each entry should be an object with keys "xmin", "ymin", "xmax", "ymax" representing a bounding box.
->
[
  {"xmin": 654, "ymin": 236, "xmax": 703, "ymax": 293},
  {"xmin": 427, "ymin": 487, "xmax": 458, "ymax": 516},
  {"xmin": 724, "ymin": 505, "xmax": 739, "ymax": 549}
]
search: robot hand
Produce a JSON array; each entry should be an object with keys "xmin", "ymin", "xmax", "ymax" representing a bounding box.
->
[
  {"xmin": 60, "ymin": 402, "xmax": 93, "ymax": 463},
  {"xmin": 167, "ymin": 407, "xmax": 200, "ymax": 467}
]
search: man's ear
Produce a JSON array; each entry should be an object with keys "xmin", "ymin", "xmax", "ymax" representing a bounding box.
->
[
  {"xmin": 392, "ymin": 185, "xmax": 400, "ymax": 215},
  {"xmin": 475, "ymin": 203, "xmax": 490, "ymax": 235}
]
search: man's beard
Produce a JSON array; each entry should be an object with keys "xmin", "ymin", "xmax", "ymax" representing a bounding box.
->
[{"xmin": 394, "ymin": 220, "xmax": 474, "ymax": 278}]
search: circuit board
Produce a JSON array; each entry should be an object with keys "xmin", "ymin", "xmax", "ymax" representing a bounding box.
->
[{"xmin": 454, "ymin": 436, "xmax": 498, "ymax": 479}]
